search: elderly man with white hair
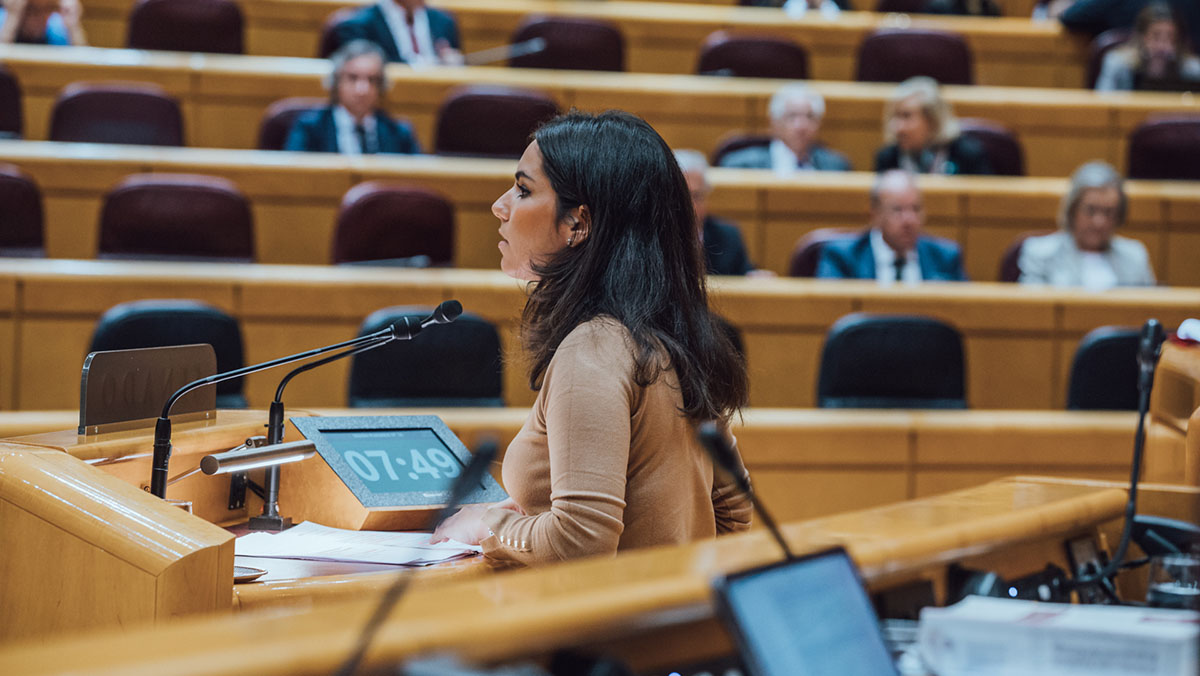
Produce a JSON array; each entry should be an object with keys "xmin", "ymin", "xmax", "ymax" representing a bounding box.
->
[
  {"xmin": 718, "ymin": 83, "xmax": 851, "ymax": 173},
  {"xmin": 676, "ymin": 149, "xmax": 774, "ymax": 277}
]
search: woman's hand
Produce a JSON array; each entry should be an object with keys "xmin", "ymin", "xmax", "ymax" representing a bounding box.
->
[{"xmin": 429, "ymin": 503, "xmax": 493, "ymax": 545}]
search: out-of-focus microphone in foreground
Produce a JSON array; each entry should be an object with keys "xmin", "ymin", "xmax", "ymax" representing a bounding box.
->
[
  {"xmin": 696, "ymin": 420, "xmax": 796, "ymax": 561},
  {"xmin": 464, "ymin": 37, "xmax": 547, "ymax": 66}
]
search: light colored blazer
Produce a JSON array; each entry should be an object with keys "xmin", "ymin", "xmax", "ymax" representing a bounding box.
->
[
  {"xmin": 1095, "ymin": 48, "xmax": 1200, "ymax": 91},
  {"xmin": 1017, "ymin": 230, "xmax": 1156, "ymax": 287}
]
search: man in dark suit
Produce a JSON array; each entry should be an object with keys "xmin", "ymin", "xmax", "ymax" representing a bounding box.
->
[
  {"xmin": 816, "ymin": 170, "xmax": 967, "ymax": 283},
  {"xmin": 676, "ymin": 150, "xmax": 774, "ymax": 277},
  {"xmin": 331, "ymin": 0, "xmax": 463, "ymax": 65},
  {"xmin": 284, "ymin": 40, "xmax": 420, "ymax": 156},
  {"xmin": 719, "ymin": 83, "xmax": 851, "ymax": 173}
]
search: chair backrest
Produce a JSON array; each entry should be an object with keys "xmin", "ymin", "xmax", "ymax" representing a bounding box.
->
[
  {"xmin": 0, "ymin": 164, "xmax": 45, "ymax": 257},
  {"xmin": 509, "ymin": 15, "xmax": 625, "ymax": 71},
  {"xmin": 126, "ymin": 0, "xmax": 244, "ymax": 54},
  {"xmin": 98, "ymin": 173, "xmax": 255, "ymax": 262},
  {"xmin": 958, "ymin": 118, "xmax": 1024, "ymax": 176},
  {"xmin": 257, "ymin": 97, "xmax": 327, "ymax": 150},
  {"xmin": 89, "ymin": 299, "xmax": 248, "ymax": 407},
  {"xmin": 434, "ymin": 85, "xmax": 560, "ymax": 159},
  {"xmin": 788, "ymin": 228, "xmax": 859, "ymax": 277},
  {"xmin": 696, "ymin": 31, "xmax": 809, "ymax": 79},
  {"xmin": 1127, "ymin": 115, "xmax": 1200, "ymax": 180},
  {"xmin": 1066, "ymin": 326, "xmax": 1141, "ymax": 411},
  {"xmin": 347, "ymin": 307, "xmax": 504, "ymax": 407},
  {"xmin": 0, "ymin": 64, "xmax": 22, "ymax": 138},
  {"xmin": 1085, "ymin": 27, "xmax": 1132, "ymax": 89},
  {"xmin": 317, "ymin": 7, "xmax": 359, "ymax": 59},
  {"xmin": 333, "ymin": 182, "xmax": 455, "ymax": 266},
  {"xmin": 50, "ymin": 82, "xmax": 184, "ymax": 146},
  {"xmin": 996, "ymin": 229, "xmax": 1054, "ymax": 282},
  {"xmin": 875, "ymin": 0, "xmax": 929, "ymax": 12},
  {"xmin": 817, "ymin": 312, "xmax": 967, "ymax": 408},
  {"xmin": 710, "ymin": 132, "xmax": 773, "ymax": 166},
  {"xmin": 855, "ymin": 29, "xmax": 974, "ymax": 85}
]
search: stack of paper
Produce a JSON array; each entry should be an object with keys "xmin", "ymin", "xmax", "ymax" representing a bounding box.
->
[{"xmin": 234, "ymin": 521, "xmax": 481, "ymax": 567}]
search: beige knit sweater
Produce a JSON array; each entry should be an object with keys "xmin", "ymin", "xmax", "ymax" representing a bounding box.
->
[{"xmin": 481, "ymin": 317, "xmax": 752, "ymax": 565}]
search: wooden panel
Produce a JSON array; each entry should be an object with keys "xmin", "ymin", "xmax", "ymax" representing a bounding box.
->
[{"xmin": 753, "ymin": 469, "xmax": 908, "ymax": 521}]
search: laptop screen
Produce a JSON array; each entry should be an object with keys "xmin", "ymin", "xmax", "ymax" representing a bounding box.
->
[{"xmin": 714, "ymin": 547, "xmax": 898, "ymax": 676}]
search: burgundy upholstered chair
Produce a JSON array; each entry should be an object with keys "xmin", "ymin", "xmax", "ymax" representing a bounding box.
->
[
  {"xmin": 126, "ymin": 0, "xmax": 245, "ymax": 54},
  {"xmin": 0, "ymin": 164, "xmax": 45, "ymax": 257},
  {"xmin": 509, "ymin": 16, "xmax": 625, "ymax": 71},
  {"xmin": 98, "ymin": 173, "xmax": 254, "ymax": 261},
  {"xmin": 788, "ymin": 228, "xmax": 860, "ymax": 277},
  {"xmin": 1127, "ymin": 115, "xmax": 1200, "ymax": 181},
  {"xmin": 696, "ymin": 31, "xmax": 809, "ymax": 79},
  {"xmin": 875, "ymin": 0, "xmax": 930, "ymax": 12},
  {"xmin": 855, "ymin": 29, "xmax": 974, "ymax": 85},
  {"xmin": 257, "ymin": 97, "xmax": 327, "ymax": 150},
  {"xmin": 996, "ymin": 230, "xmax": 1054, "ymax": 282},
  {"xmin": 958, "ymin": 118, "xmax": 1024, "ymax": 176},
  {"xmin": 710, "ymin": 132, "xmax": 773, "ymax": 166},
  {"xmin": 434, "ymin": 85, "xmax": 560, "ymax": 159},
  {"xmin": 50, "ymin": 82, "xmax": 184, "ymax": 146},
  {"xmin": 317, "ymin": 7, "xmax": 359, "ymax": 58},
  {"xmin": 332, "ymin": 182, "xmax": 455, "ymax": 266},
  {"xmin": 1084, "ymin": 28, "xmax": 1132, "ymax": 89},
  {"xmin": 0, "ymin": 65, "xmax": 22, "ymax": 138}
]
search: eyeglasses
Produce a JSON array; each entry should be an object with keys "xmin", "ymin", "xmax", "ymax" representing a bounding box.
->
[
  {"xmin": 1079, "ymin": 204, "xmax": 1120, "ymax": 221},
  {"xmin": 338, "ymin": 72, "xmax": 383, "ymax": 87}
]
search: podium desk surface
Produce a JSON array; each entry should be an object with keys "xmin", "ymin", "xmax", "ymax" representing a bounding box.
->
[{"xmin": 0, "ymin": 477, "xmax": 1127, "ymax": 675}]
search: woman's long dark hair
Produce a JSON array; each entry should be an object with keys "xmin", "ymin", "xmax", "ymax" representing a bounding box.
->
[{"xmin": 522, "ymin": 110, "xmax": 747, "ymax": 423}]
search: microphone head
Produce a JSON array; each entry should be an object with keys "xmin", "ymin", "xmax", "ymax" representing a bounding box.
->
[
  {"xmin": 1138, "ymin": 318, "xmax": 1166, "ymax": 363},
  {"xmin": 432, "ymin": 300, "xmax": 463, "ymax": 325}
]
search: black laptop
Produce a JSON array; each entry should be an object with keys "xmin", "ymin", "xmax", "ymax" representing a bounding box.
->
[{"xmin": 712, "ymin": 546, "xmax": 900, "ymax": 676}]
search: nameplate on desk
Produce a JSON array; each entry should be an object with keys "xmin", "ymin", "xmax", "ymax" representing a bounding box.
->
[{"xmin": 79, "ymin": 344, "xmax": 217, "ymax": 435}]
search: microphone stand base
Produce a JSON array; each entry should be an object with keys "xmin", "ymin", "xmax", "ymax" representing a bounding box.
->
[{"xmin": 248, "ymin": 514, "xmax": 294, "ymax": 532}]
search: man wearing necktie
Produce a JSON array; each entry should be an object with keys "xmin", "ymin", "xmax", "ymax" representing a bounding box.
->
[
  {"xmin": 815, "ymin": 170, "xmax": 968, "ymax": 283},
  {"xmin": 284, "ymin": 40, "xmax": 421, "ymax": 156},
  {"xmin": 332, "ymin": 0, "xmax": 464, "ymax": 66}
]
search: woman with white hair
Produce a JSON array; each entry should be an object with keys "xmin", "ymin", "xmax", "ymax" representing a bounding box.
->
[
  {"xmin": 1018, "ymin": 161, "xmax": 1155, "ymax": 289},
  {"xmin": 874, "ymin": 77, "xmax": 993, "ymax": 176}
]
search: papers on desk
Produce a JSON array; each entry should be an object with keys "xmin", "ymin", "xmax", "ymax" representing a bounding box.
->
[{"xmin": 234, "ymin": 521, "xmax": 481, "ymax": 567}]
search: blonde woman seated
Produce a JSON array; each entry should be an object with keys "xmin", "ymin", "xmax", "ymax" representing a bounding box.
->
[
  {"xmin": 1018, "ymin": 161, "xmax": 1156, "ymax": 290},
  {"xmin": 873, "ymin": 77, "xmax": 993, "ymax": 176},
  {"xmin": 1095, "ymin": 2, "xmax": 1200, "ymax": 92}
]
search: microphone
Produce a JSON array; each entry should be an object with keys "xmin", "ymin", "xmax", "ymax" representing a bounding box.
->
[
  {"xmin": 251, "ymin": 301, "xmax": 463, "ymax": 530},
  {"xmin": 463, "ymin": 37, "xmax": 547, "ymax": 66},
  {"xmin": 1072, "ymin": 319, "xmax": 1166, "ymax": 596},
  {"xmin": 696, "ymin": 420, "xmax": 795, "ymax": 561},
  {"xmin": 333, "ymin": 438, "xmax": 501, "ymax": 676},
  {"xmin": 148, "ymin": 300, "xmax": 463, "ymax": 500}
]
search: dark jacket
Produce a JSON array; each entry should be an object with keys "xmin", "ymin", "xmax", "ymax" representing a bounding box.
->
[
  {"xmin": 873, "ymin": 135, "xmax": 993, "ymax": 176},
  {"xmin": 1060, "ymin": 0, "xmax": 1200, "ymax": 50},
  {"xmin": 331, "ymin": 4, "xmax": 461, "ymax": 64},
  {"xmin": 718, "ymin": 144, "xmax": 852, "ymax": 172},
  {"xmin": 815, "ymin": 230, "xmax": 967, "ymax": 281},
  {"xmin": 283, "ymin": 107, "xmax": 420, "ymax": 155},
  {"xmin": 703, "ymin": 217, "xmax": 756, "ymax": 276}
]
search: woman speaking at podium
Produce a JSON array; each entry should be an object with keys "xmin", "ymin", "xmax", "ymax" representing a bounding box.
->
[{"xmin": 432, "ymin": 111, "xmax": 752, "ymax": 564}]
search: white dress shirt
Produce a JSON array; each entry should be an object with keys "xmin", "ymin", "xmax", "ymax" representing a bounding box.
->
[
  {"xmin": 870, "ymin": 228, "xmax": 921, "ymax": 285},
  {"xmin": 769, "ymin": 139, "xmax": 814, "ymax": 174},
  {"xmin": 377, "ymin": 0, "xmax": 437, "ymax": 66},
  {"xmin": 333, "ymin": 105, "xmax": 378, "ymax": 155}
]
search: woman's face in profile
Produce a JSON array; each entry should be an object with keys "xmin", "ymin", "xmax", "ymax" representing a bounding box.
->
[
  {"xmin": 890, "ymin": 97, "xmax": 933, "ymax": 152},
  {"xmin": 492, "ymin": 141, "xmax": 571, "ymax": 281}
]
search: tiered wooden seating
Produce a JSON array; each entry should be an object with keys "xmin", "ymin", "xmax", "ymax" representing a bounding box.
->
[
  {"xmin": 6, "ymin": 46, "xmax": 1199, "ymax": 176},
  {"xmin": 0, "ymin": 259, "xmax": 1196, "ymax": 412},
  {"xmin": 78, "ymin": 0, "xmax": 1089, "ymax": 87},
  {"xmin": 1147, "ymin": 342, "xmax": 1200, "ymax": 485}
]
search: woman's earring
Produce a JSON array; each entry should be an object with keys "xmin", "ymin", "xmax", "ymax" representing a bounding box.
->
[{"xmin": 567, "ymin": 234, "xmax": 576, "ymax": 247}]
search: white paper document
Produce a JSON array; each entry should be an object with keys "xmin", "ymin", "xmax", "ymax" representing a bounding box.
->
[{"xmin": 234, "ymin": 521, "xmax": 481, "ymax": 567}]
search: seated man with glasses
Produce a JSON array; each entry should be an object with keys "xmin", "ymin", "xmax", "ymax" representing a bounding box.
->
[
  {"xmin": 284, "ymin": 40, "xmax": 420, "ymax": 156},
  {"xmin": 1018, "ymin": 161, "xmax": 1155, "ymax": 289}
]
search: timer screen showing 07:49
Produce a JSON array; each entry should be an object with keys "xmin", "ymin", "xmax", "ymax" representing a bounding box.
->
[{"xmin": 320, "ymin": 428, "xmax": 464, "ymax": 494}]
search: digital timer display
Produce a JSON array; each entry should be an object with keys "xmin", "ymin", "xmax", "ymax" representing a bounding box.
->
[{"xmin": 319, "ymin": 428, "xmax": 465, "ymax": 494}]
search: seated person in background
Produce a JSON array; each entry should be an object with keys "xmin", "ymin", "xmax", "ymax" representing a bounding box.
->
[
  {"xmin": 676, "ymin": 150, "xmax": 774, "ymax": 277},
  {"xmin": 284, "ymin": 40, "xmax": 420, "ymax": 156},
  {"xmin": 332, "ymin": 0, "xmax": 463, "ymax": 66},
  {"xmin": 816, "ymin": 169, "xmax": 967, "ymax": 283},
  {"xmin": 874, "ymin": 77, "xmax": 994, "ymax": 176},
  {"xmin": 0, "ymin": 0, "xmax": 85, "ymax": 45},
  {"xmin": 1050, "ymin": 0, "xmax": 1200, "ymax": 54},
  {"xmin": 1095, "ymin": 3, "xmax": 1200, "ymax": 91},
  {"xmin": 1018, "ymin": 161, "xmax": 1155, "ymax": 289},
  {"xmin": 718, "ymin": 84, "xmax": 851, "ymax": 173},
  {"xmin": 925, "ymin": 0, "xmax": 1001, "ymax": 16}
]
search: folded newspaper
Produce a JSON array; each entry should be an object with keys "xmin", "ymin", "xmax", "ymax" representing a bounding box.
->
[{"xmin": 234, "ymin": 521, "xmax": 481, "ymax": 567}]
